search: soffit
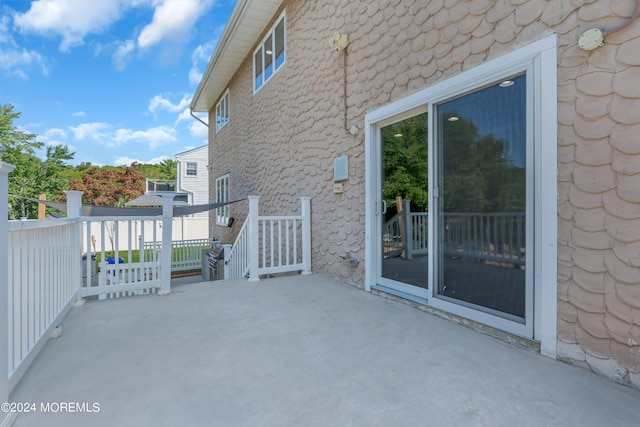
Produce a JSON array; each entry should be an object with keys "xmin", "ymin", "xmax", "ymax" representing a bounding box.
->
[{"xmin": 190, "ymin": 0, "xmax": 284, "ymax": 113}]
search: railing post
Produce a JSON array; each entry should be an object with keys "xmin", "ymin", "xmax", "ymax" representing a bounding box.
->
[
  {"xmin": 403, "ymin": 199, "xmax": 412, "ymax": 260},
  {"xmin": 222, "ymin": 244, "xmax": 232, "ymax": 280},
  {"xmin": 248, "ymin": 196, "xmax": 260, "ymax": 282},
  {"xmin": 64, "ymin": 190, "xmax": 85, "ymax": 306},
  {"xmin": 0, "ymin": 162, "xmax": 15, "ymax": 406},
  {"xmin": 158, "ymin": 195, "xmax": 174, "ymax": 295},
  {"xmin": 301, "ymin": 196, "xmax": 312, "ymax": 275}
]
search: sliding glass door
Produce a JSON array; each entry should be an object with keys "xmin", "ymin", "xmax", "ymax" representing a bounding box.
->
[{"xmin": 435, "ymin": 75, "xmax": 529, "ymax": 322}]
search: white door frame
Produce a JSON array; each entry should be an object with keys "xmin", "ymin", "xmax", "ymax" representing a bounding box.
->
[{"xmin": 364, "ymin": 35, "xmax": 558, "ymax": 357}]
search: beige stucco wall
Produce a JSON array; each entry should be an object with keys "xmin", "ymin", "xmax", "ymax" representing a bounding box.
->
[{"xmin": 208, "ymin": 0, "xmax": 640, "ymax": 387}]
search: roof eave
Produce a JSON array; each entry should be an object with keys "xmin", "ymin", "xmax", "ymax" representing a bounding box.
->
[{"xmin": 190, "ymin": 0, "xmax": 283, "ymax": 113}]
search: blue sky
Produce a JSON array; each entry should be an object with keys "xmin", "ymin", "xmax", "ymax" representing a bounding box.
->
[{"xmin": 1, "ymin": 0, "xmax": 235, "ymax": 166}]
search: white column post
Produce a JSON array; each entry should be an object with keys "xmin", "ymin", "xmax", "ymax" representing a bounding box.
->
[
  {"xmin": 158, "ymin": 195, "xmax": 174, "ymax": 295},
  {"xmin": 301, "ymin": 196, "xmax": 312, "ymax": 275},
  {"xmin": 248, "ymin": 196, "xmax": 260, "ymax": 282},
  {"xmin": 0, "ymin": 162, "xmax": 15, "ymax": 405},
  {"xmin": 64, "ymin": 190, "xmax": 85, "ymax": 305}
]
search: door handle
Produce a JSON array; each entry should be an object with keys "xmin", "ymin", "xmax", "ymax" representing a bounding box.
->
[{"xmin": 382, "ymin": 200, "xmax": 387, "ymax": 215}]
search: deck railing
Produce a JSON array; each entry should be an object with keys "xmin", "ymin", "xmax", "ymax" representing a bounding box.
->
[
  {"xmin": 383, "ymin": 199, "xmax": 525, "ymax": 265},
  {"xmin": 0, "ymin": 174, "xmax": 179, "ymax": 403},
  {"xmin": 6, "ymin": 218, "xmax": 80, "ymax": 392},
  {"xmin": 224, "ymin": 218, "xmax": 250, "ymax": 279},
  {"xmin": 244, "ymin": 196, "xmax": 311, "ymax": 281}
]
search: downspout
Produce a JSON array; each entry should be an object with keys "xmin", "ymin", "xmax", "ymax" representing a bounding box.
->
[{"xmin": 190, "ymin": 109, "xmax": 209, "ymax": 128}]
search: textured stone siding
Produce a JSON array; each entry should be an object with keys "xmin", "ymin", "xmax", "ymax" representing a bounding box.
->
[{"xmin": 208, "ymin": 0, "xmax": 640, "ymax": 387}]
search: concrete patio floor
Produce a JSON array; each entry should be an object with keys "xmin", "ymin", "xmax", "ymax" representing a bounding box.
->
[{"xmin": 9, "ymin": 274, "xmax": 640, "ymax": 427}]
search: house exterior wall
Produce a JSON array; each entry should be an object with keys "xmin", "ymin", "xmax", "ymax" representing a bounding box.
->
[
  {"xmin": 207, "ymin": 0, "xmax": 640, "ymax": 387},
  {"xmin": 176, "ymin": 146, "xmax": 209, "ymax": 212}
]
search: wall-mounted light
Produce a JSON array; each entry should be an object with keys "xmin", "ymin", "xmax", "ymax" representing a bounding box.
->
[
  {"xmin": 577, "ymin": 0, "xmax": 639, "ymax": 51},
  {"xmin": 329, "ymin": 31, "xmax": 349, "ymax": 52},
  {"xmin": 499, "ymin": 80, "xmax": 515, "ymax": 88},
  {"xmin": 578, "ymin": 28, "xmax": 604, "ymax": 51}
]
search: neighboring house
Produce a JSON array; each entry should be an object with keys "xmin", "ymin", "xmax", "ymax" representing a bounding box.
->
[
  {"xmin": 176, "ymin": 145, "xmax": 209, "ymax": 214},
  {"xmin": 190, "ymin": 0, "xmax": 640, "ymax": 388}
]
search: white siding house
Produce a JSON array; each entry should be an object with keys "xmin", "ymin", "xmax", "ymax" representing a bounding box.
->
[{"xmin": 176, "ymin": 145, "xmax": 209, "ymax": 211}]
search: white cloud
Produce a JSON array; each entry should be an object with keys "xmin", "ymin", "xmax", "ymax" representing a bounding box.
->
[
  {"xmin": 137, "ymin": 0, "xmax": 210, "ymax": 49},
  {"xmin": 113, "ymin": 39, "xmax": 135, "ymax": 71},
  {"xmin": 0, "ymin": 15, "xmax": 46, "ymax": 79},
  {"xmin": 40, "ymin": 128, "xmax": 68, "ymax": 146},
  {"xmin": 114, "ymin": 126, "xmax": 177, "ymax": 149},
  {"xmin": 189, "ymin": 118, "xmax": 208, "ymax": 140},
  {"xmin": 148, "ymin": 93, "xmax": 190, "ymax": 115},
  {"xmin": 12, "ymin": 0, "xmax": 129, "ymax": 52},
  {"xmin": 72, "ymin": 111, "xmax": 86, "ymax": 117},
  {"xmin": 114, "ymin": 155, "xmax": 169, "ymax": 166},
  {"xmin": 188, "ymin": 21, "xmax": 223, "ymax": 86},
  {"xmin": 69, "ymin": 122, "xmax": 111, "ymax": 142},
  {"xmin": 69, "ymin": 121, "xmax": 179, "ymax": 150}
]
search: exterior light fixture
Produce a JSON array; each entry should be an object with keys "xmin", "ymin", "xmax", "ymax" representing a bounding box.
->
[
  {"xmin": 265, "ymin": 49, "xmax": 273, "ymax": 55},
  {"xmin": 349, "ymin": 125, "xmax": 359, "ymax": 135},
  {"xmin": 499, "ymin": 80, "xmax": 515, "ymax": 87},
  {"xmin": 329, "ymin": 31, "xmax": 349, "ymax": 52},
  {"xmin": 447, "ymin": 116, "xmax": 459, "ymax": 122},
  {"xmin": 578, "ymin": 28, "xmax": 604, "ymax": 51}
]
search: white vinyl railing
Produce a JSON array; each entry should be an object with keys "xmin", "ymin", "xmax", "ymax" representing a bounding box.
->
[
  {"xmin": 224, "ymin": 218, "xmax": 250, "ymax": 279},
  {"xmin": 6, "ymin": 218, "xmax": 80, "ymax": 391},
  {"xmin": 142, "ymin": 237, "xmax": 219, "ymax": 272},
  {"xmin": 383, "ymin": 199, "xmax": 525, "ymax": 265},
  {"xmin": 0, "ymin": 179, "xmax": 180, "ymax": 402},
  {"xmin": 443, "ymin": 212, "xmax": 525, "ymax": 265},
  {"xmin": 80, "ymin": 216, "xmax": 165, "ymax": 300},
  {"xmin": 244, "ymin": 196, "xmax": 311, "ymax": 282}
]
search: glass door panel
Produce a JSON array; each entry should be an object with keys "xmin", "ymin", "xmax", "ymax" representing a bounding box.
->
[
  {"xmin": 436, "ymin": 75, "xmax": 527, "ymax": 321},
  {"xmin": 380, "ymin": 112, "xmax": 429, "ymax": 289}
]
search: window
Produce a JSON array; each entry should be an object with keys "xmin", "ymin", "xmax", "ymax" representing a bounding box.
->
[
  {"xmin": 254, "ymin": 13, "xmax": 286, "ymax": 92},
  {"xmin": 215, "ymin": 174, "xmax": 230, "ymax": 225},
  {"xmin": 215, "ymin": 89, "xmax": 230, "ymax": 132},
  {"xmin": 186, "ymin": 162, "xmax": 197, "ymax": 177}
]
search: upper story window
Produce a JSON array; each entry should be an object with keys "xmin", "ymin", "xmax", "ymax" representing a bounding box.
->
[
  {"xmin": 186, "ymin": 162, "xmax": 197, "ymax": 177},
  {"xmin": 253, "ymin": 12, "xmax": 286, "ymax": 92},
  {"xmin": 215, "ymin": 89, "xmax": 230, "ymax": 132}
]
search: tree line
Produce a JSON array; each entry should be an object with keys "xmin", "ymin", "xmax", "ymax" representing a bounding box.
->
[{"xmin": 1, "ymin": 104, "xmax": 177, "ymax": 219}]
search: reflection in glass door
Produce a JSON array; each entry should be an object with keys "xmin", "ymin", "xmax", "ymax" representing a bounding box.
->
[
  {"xmin": 380, "ymin": 112, "xmax": 429, "ymax": 288},
  {"xmin": 436, "ymin": 75, "xmax": 528, "ymax": 321}
]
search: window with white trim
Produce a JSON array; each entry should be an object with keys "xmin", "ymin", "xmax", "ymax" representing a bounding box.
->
[
  {"xmin": 215, "ymin": 173, "xmax": 230, "ymax": 226},
  {"xmin": 215, "ymin": 89, "xmax": 230, "ymax": 132},
  {"xmin": 254, "ymin": 13, "xmax": 286, "ymax": 92},
  {"xmin": 186, "ymin": 162, "xmax": 197, "ymax": 177}
]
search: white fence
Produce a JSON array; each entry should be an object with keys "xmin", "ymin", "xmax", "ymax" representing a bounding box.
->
[
  {"xmin": 142, "ymin": 237, "xmax": 219, "ymax": 272},
  {"xmin": 383, "ymin": 199, "xmax": 525, "ymax": 265}
]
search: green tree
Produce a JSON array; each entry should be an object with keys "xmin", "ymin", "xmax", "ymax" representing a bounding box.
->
[
  {"xmin": 0, "ymin": 104, "xmax": 75, "ymax": 218},
  {"xmin": 136, "ymin": 159, "xmax": 177, "ymax": 180},
  {"xmin": 440, "ymin": 112, "xmax": 525, "ymax": 213},
  {"xmin": 382, "ymin": 113, "xmax": 429, "ymax": 211}
]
